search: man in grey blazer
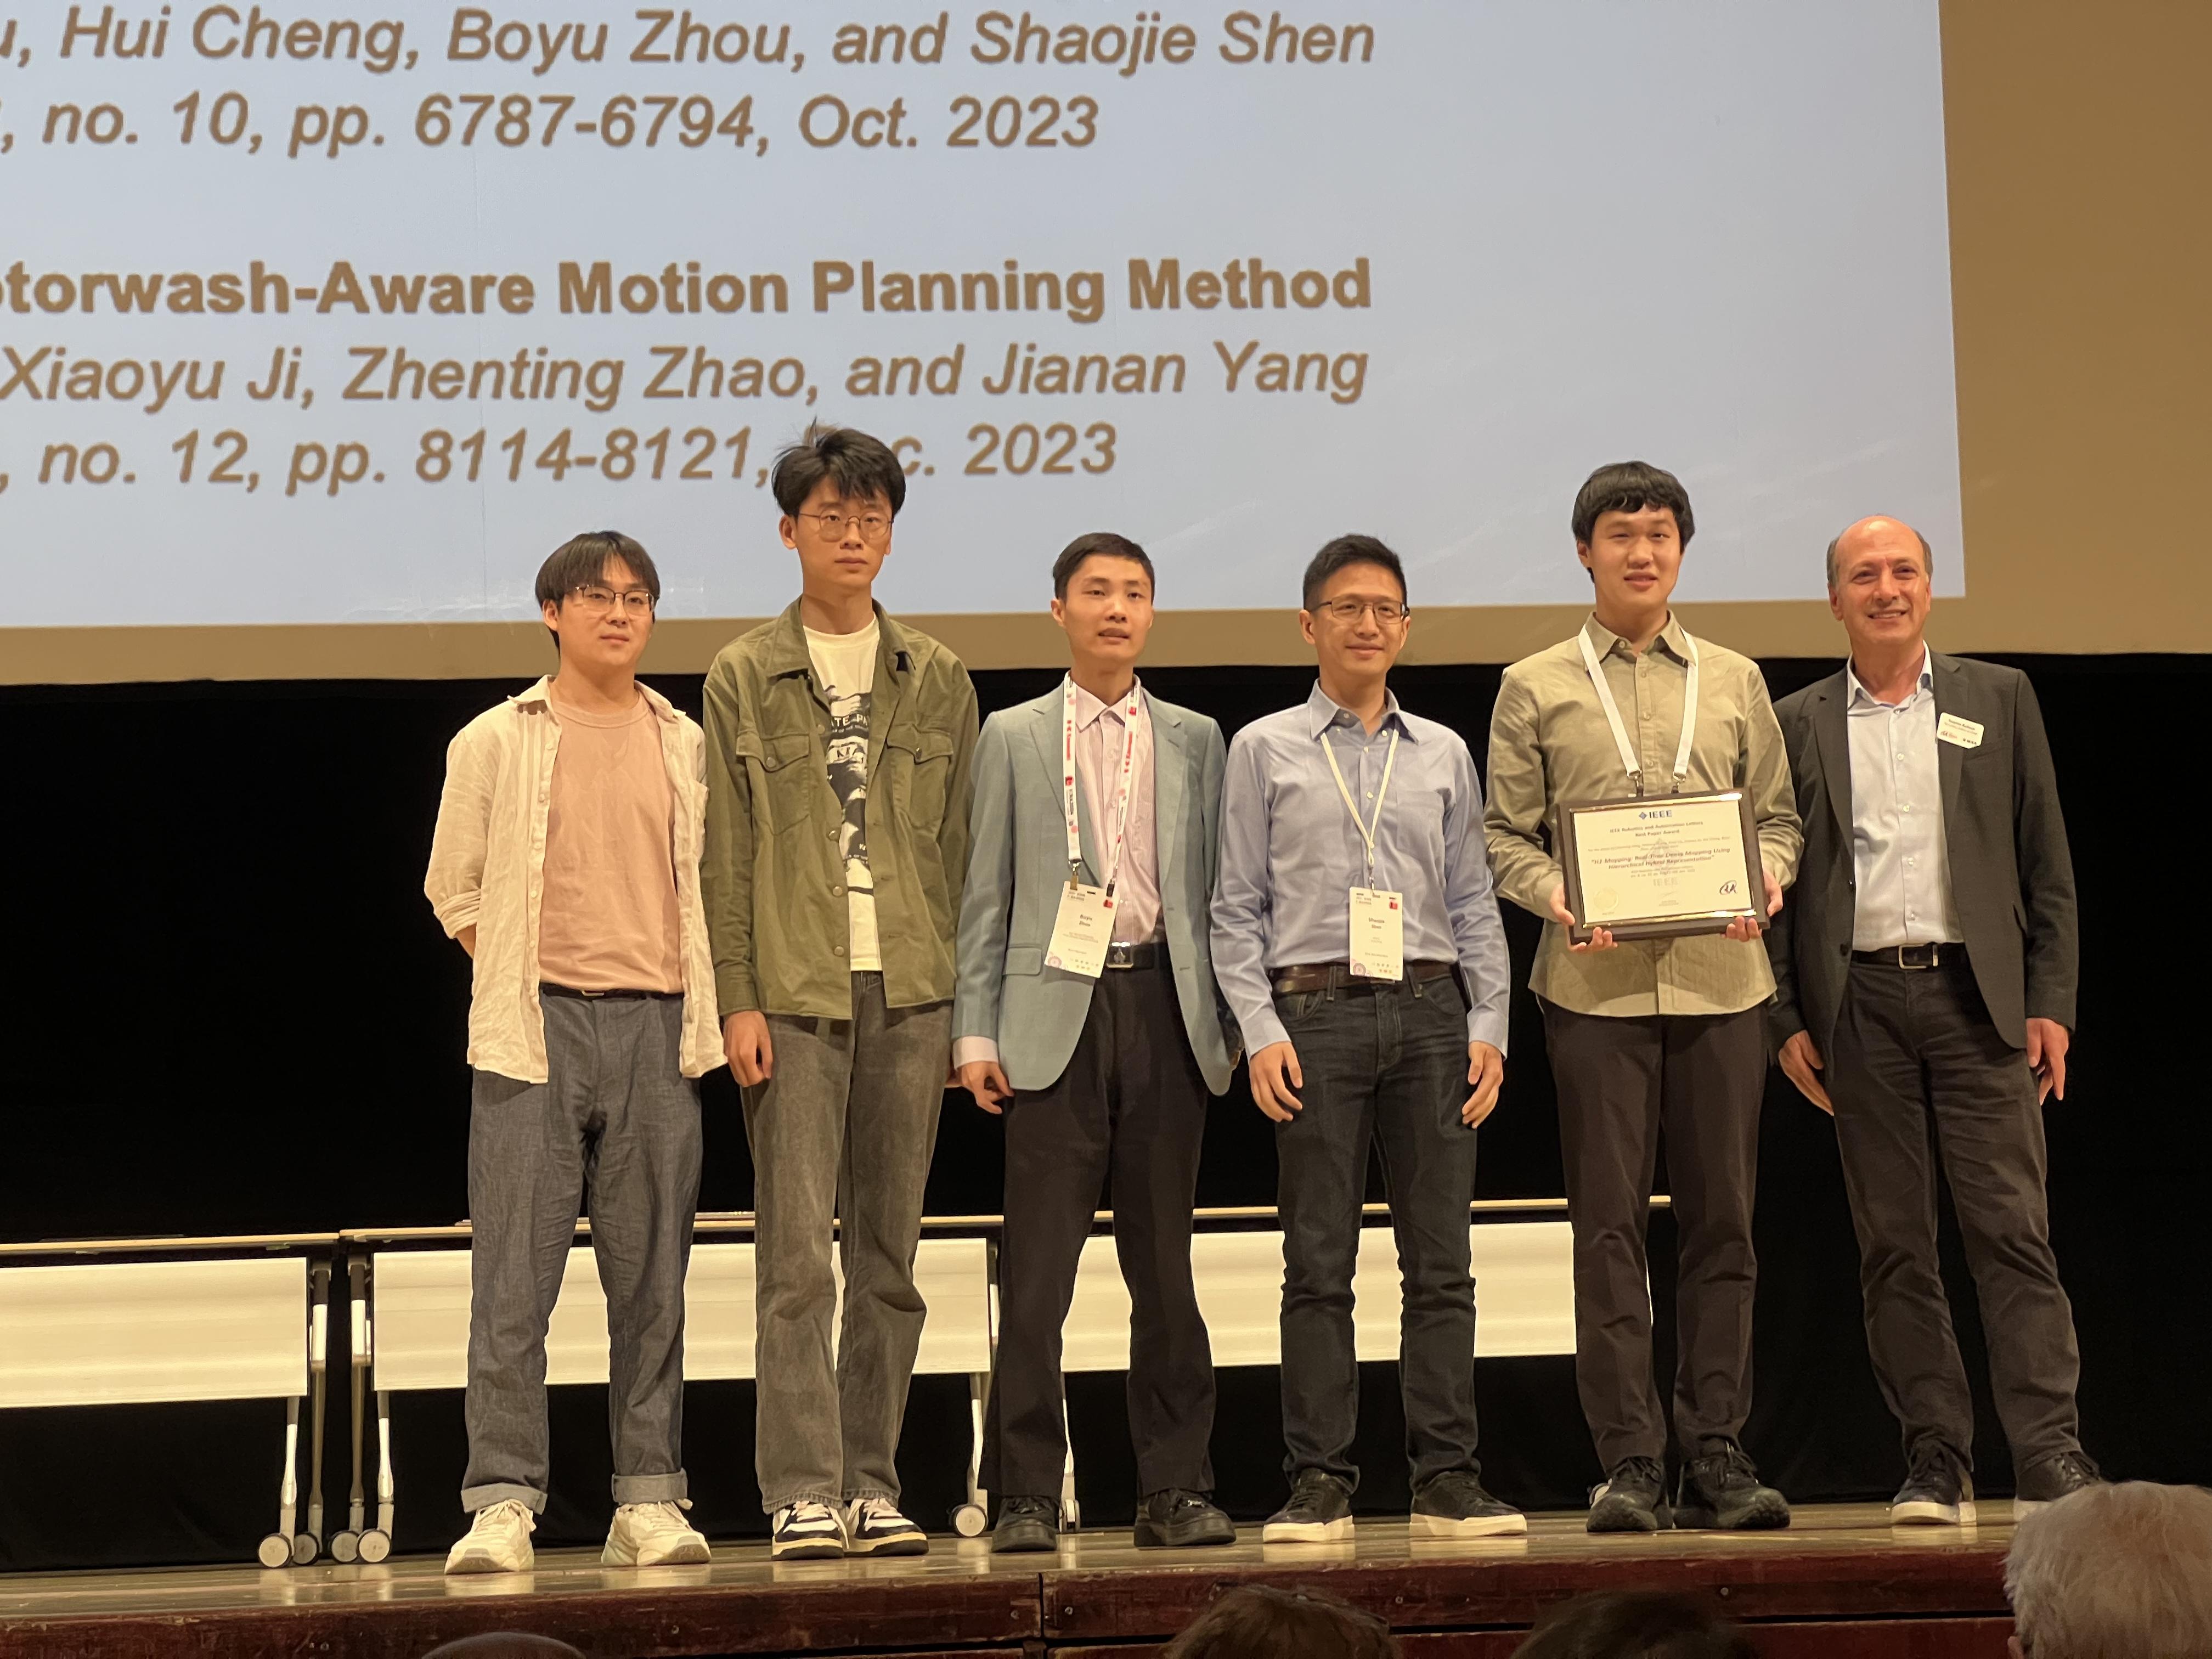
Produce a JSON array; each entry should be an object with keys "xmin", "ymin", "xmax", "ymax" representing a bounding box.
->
[
  {"xmin": 1768, "ymin": 515, "xmax": 2099, "ymax": 1526},
  {"xmin": 954, "ymin": 533, "xmax": 1240, "ymax": 1554}
]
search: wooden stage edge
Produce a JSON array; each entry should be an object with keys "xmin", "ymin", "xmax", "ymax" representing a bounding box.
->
[{"xmin": 0, "ymin": 1504, "xmax": 2016, "ymax": 1659}]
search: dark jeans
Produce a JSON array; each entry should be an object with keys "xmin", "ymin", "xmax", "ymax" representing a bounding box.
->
[
  {"xmin": 1541, "ymin": 998, "xmax": 1765, "ymax": 1471},
  {"xmin": 462, "ymin": 992, "xmax": 701, "ymax": 1513},
  {"xmin": 1274, "ymin": 973, "xmax": 1480, "ymax": 1492},
  {"xmin": 982, "ymin": 963, "xmax": 1215, "ymax": 1499},
  {"xmin": 1830, "ymin": 956, "xmax": 2081, "ymax": 1471}
]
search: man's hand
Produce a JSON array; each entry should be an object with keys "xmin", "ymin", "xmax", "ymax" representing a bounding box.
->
[
  {"xmin": 960, "ymin": 1059, "xmax": 1013, "ymax": 1115},
  {"xmin": 1549, "ymin": 882, "xmax": 1616, "ymax": 951},
  {"xmin": 1248, "ymin": 1041, "xmax": 1305, "ymax": 1122},
  {"xmin": 723, "ymin": 1010, "xmax": 774, "ymax": 1088},
  {"xmin": 2025, "ymin": 1018, "xmax": 2070, "ymax": 1104},
  {"xmin": 1724, "ymin": 872, "xmax": 1786, "ymax": 943},
  {"xmin": 1779, "ymin": 1030, "xmax": 1832, "ymax": 1115},
  {"xmin": 458, "ymin": 926, "xmax": 477, "ymax": 959},
  {"xmin": 1461, "ymin": 1041, "xmax": 1505, "ymax": 1127}
]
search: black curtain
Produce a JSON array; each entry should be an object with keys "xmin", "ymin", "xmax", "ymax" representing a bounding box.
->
[{"xmin": 2, "ymin": 655, "xmax": 2203, "ymax": 1568}]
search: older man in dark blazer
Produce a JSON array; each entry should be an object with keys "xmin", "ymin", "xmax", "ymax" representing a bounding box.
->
[{"xmin": 1768, "ymin": 515, "xmax": 2099, "ymax": 1527}]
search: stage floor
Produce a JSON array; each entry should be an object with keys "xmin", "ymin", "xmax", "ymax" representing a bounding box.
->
[{"xmin": 1, "ymin": 1504, "xmax": 2017, "ymax": 1659}]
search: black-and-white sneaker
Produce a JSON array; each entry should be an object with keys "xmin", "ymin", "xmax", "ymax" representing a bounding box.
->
[
  {"xmin": 771, "ymin": 1500, "xmax": 847, "ymax": 1560},
  {"xmin": 1261, "ymin": 1469, "xmax": 1355, "ymax": 1543},
  {"xmin": 1891, "ymin": 1442, "xmax": 1976, "ymax": 1526},
  {"xmin": 2014, "ymin": 1450, "xmax": 2103, "ymax": 1515},
  {"xmin": 1411, "ymin": 1471, "xmax": 1527, "ymax": 1538},
  {"xmin": 844, "ymin": 1496, "xmax": 928, "ymax": 1556}
]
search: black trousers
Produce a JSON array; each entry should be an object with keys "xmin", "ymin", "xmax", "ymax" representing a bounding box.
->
[
  {"xmin": 981, "ymin": 963, "xmax": 1215, "ymax": 1499},
  {"xmin": 1274, "ymin": 974, "xmax": 1480, "ymax": 1492},
  {"xmin": 1829, "ymin": 955, "xmax": 2081, "ymax": 1471},
  {"xmin": 1541, "ymin": 998, "xmax": 1766, "ymax": 1471}
]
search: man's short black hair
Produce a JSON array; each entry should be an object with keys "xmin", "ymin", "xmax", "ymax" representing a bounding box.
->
[
  {"xmin": 1052, "ymin": 532, "xmax": 1155, "ymax": 599},
  {"xmin": 1516, "ymin": 1592, "xmax": 1753, "ymax": 1659},
  {"xmin": 1302, "ymin": 534, "xmax": 1407, "ymax": 611},
  {"xmin": 534, "ymin": 530, "xmax": 660, "ymax": 610},
  {"xmin": 1571, "ymin": 461, "xmax": 1696, "ymax": 549},
  {"xmin": 770, "ymin": 422, "xmax": 907, "ymax": 517}
]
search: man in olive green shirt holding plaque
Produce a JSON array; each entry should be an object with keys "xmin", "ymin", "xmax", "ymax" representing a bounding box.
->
[{"xmin": 1485, "ymin": 462, "xmax": 1801, "ymax": 1535}]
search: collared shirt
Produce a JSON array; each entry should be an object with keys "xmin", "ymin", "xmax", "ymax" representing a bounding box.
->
[
  {"xmin": 1211, "ymin": 682, "xmax": 1511, "ymax": 1056},
  {"xmin": 1845, "ymin": 646, "xmax": 1962, "ymax": 949},
  {"xmin": 1485, "ymin": 614, "xmax": 1803, "ymax": 1018},
  {"xmin": 424, "ymin": 676, "xmax": 723, "ymax": 1084},
  {"xmin": 702, "ymin": 600, "xmax": 978, "ymax": 1020},
  {"xmin": 1069, "ymin": 677, "xmax": 1163, "ymax": 947}
]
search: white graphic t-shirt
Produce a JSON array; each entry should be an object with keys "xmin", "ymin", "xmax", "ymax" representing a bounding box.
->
[{"xmin": 805, "ymin": 620, "xmax": 882, "ymax": 972}]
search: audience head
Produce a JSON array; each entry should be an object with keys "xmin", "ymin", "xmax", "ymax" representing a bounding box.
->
[
  {"xmin": 419, "ymin": 1635, "xmax": 587, "ymax": 1659},
  {"xmin": 1514, "ymin": 1592, "xmax": 1753, "ymax": 1659},
  {"xmin": 2005, "ymin": 1481, "xmax": 2212, "ymax": 1659},
  {"xmin": 1161, "ymin": 1584, "xmax": 1400, "ymax": 1659}
]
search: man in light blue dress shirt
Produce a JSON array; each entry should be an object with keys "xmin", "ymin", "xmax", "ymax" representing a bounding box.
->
[{"xmin": 1211, "ymin": 535, "xmax": 1520, "ymax": 1543}]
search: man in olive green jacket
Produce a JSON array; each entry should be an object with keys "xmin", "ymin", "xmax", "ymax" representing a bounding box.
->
[{"xmin": 702, "ymin": 425, "xmax": 978, "ymax": 1560}]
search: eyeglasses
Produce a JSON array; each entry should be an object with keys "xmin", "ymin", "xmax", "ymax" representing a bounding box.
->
[
  {"xmin": 798, "ymin": 510, "xmax": 893, "ymax": 544},
  {"xmin": 1315, "ymin": 598, "xmax": 1409, "ymax": 624},
  {"xmin": 566, "ymin": 585, "xmax": 656, "ymax": 617}
]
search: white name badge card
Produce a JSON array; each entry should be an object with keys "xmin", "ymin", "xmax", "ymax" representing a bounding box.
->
[
  {"xmin": 1348, "ymin": 886, "xmax": 1405, "ymax": 981},
  {"xmin": 1937, "ymin": 713, "xmax": 1984, "ymax": 749},
  {"xmin": 1046, "ymin": 883, "xmax": 1115, "ymax": 978}
]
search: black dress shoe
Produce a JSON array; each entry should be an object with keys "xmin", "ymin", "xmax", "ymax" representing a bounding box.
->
[
  {"xmin": 2015, "ymin": 1450, "xmax": 2103, "ymax": 1514},
  {"xmin": 1674, "ymin": 1441, "xmax": 1790, "ymax": 1531},
  {"xmin": 1588, "ymin": 1456, "xmax": 1672, "ymax": 1534},
  {"xmin": 1891, "ymin": 1442, "xmax": 1976, "ymax": 1526},
  {"xmin": 990, "ymin": 1494, "xmax": 1059, "ymax": 1553},
  {"xmin": 1133, "ymin": 1489, "xmax": 1235, "ymax": 1548}
]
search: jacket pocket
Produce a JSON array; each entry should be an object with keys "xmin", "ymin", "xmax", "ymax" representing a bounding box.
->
[
  {"xmin": 883, "ymin": 723, "xmax": 956, "ymax": 830},
  {"xmin": 735, "ymin": 729, "xmax": 819, "ymax": 834},
  {"xmin": 1006, "ymin": 945, "xmax": 1045, "ymax": 976}
]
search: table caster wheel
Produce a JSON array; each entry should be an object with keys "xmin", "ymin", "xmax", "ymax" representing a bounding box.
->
[
  {"xmin": 257, "ymin": 1534, "xmax": 292, "ymax": 1569},
  {"xmin": 330, "ymin": 1531, "xmax": 360, "ymax": 1564},
  {"xmin": 291, "ymin": 1533, "xmax": 320, "ymax": 1566},
  {"xmin": 358, "ymin": 1530, "xmax": 392, "ymax": 1564},
  {"xmin": 952, "ymin": 1503, "xmax": 986, "ymax": 1538}
]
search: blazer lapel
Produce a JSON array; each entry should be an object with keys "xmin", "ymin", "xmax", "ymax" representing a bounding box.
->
[
  {"xmin": 1028, "ymin": 693, "xmax": 1101, "ymax": 881},
  {"xmin": 1152, "ymin": 699, "xmax": 1187, "ymax": 889},
  {"xmin": 1810, "ymin": 673, "xmax": 1853, "ymax": 847},
  {"xmin": 1932, "ymin": 652, "xmax": 1971, "ymax": 831}
]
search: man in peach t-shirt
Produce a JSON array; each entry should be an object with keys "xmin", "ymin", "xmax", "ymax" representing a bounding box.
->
[{"xmin": 425, "ymin": 532, "xmax": 724, "ymax": 1573}]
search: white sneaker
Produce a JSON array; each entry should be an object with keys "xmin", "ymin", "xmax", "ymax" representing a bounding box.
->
[
  {"xmin": 445, "ymin": 1499, "xmax": 535, "ymax": 1574},
  {"xmin": 844, "ymin": 1496, "xmax": 928, "ymax": 1556},
  {"xmin": 771, "ymin": 1499, "xmax": 848, "ymax": 1560},
  {"xmin": 603, "ymin": 1499, "xmax": 712, "ymax": 1566}
]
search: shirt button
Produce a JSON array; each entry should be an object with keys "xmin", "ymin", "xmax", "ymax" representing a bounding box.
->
[
  {"xmin": 833, "ymin": 944, "xmax": 846, "ymax": 957},
  {"xmin": 827, "ymin": 830, "xmax": 838, "ymax": 842},
  {"xmin": 832, "ymin": 884, "xmax": 844, "ymax": 895}
]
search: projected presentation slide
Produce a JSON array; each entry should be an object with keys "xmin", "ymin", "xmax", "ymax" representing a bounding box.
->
[{"xmin": 0, "ymin": 2, "xmax": 1962, "ymax": 630}]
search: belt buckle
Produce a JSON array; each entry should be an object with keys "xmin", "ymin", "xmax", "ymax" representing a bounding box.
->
[
  {"xmin": 1895, "ymin": 944, "xmax": 1938, "ymax": 972},
  {"xmin": 1105, "ymin": 941, "xmax": 1136, "ymax": 970}
]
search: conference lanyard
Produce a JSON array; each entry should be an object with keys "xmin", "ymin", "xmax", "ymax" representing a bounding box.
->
[
  {"xmin": 1322, "ymin": 725, "xmax": 1400, "ymax": 884},
  {"xmin": 1577, "ymin": 625, "xmax": 1700, "ymax": 797},
  {"xmin": 1063, "ymin": 676, "xmax": 1143, "ymax": 894}
]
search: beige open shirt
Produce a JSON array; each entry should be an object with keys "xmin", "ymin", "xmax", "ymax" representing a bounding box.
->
[
  {"xmin": 1485, "ymin": 616, "xmax": 1803, "ymax": 1019},
  {"xmin": 424, "ymin": 677, "xmax": 724, "ymax": 1084}
]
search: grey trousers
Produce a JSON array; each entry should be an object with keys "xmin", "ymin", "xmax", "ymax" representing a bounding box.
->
[
  {"xmin": 742, "ymin": 972, "xmax": 950, "ymax": 1514},
  {"xmin": 462, "ymin": 991, "xmax": 702, "ymax": 1514},
  {"xmin": 1541, "ymin": 998, "xmax": 1767, "ymax": 1471},
  {"xmin": 1830, "ymin": 956, "xmax": 2082, "ymax": 1471}
]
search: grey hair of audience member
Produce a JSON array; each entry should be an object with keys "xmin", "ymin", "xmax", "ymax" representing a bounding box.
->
[
  {"xmin": 2005, "ymin": 1481, "xmax": 2212, "ymax": 1659},
  {"xmin": 1514, "ymin": 1592, "xmax": 1753, "ymax": 1659}
]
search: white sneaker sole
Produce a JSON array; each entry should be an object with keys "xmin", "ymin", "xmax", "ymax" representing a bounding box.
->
[
  {"xmin": 603, "ymin": 1536, "xmax": 712, "ymax": 1567},
  {"xmin": 771, "ymin": 1536, "xmax": 847, "ymax": 1559},
  {"xmin": 444, "ymin": 1547, "xmax": 531, "ymax": 1575},
  {"xmin": 1412, "ymin": 1511, "xmax": 1529, "ymax": 1539},
  {"xmin": 847, "ymin": 1531, "xmax": 928, "ymax": 1556},
  {"xmin": 1261, "ymin": 1515, "xmax": 1355, "ymax": 1543},
  {"xmin": 1890, "ymin": 1499, "xmax": 1976, "ymax": 1526}
]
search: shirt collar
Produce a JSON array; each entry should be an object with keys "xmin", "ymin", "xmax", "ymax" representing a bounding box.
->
[
  {"xmin": 511, "ymin": 675, "xmax": 679, "ymax": 724},
  {"xmin": 1305, "ymin": 680, "xmax": 1412, "ymax": 741},
  {"xmin": 1845, "ymin": 644, "xmax": 1934, "ymax": 710},
  {"xmin": 769, "ymin": 598, "xmax": 909, "ymax": 679},
  {"xmin": 1068, "ymin": 675, "xmax": 1143, "ymax": 731},
  {"xmin": 1582, "ymin": 611, "xmax": 1692, "ymax": 664}
]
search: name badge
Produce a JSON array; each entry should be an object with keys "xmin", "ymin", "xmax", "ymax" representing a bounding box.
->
[
  {"xmin": 1046, "ymin": 883, "xmax": 1115, "ymax": 979},
  {"xmin": 1348, "ymin": 886, "xmax": 1404, "ymax": 981},
  {"xmin": 1937, "ymin": 713, "xmax": 1984, "ymax": 749}
]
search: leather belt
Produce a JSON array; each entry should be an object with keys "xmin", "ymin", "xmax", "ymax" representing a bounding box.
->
[
  {"xmin": 1103, "ymin": 940, "xmax": 1163, "ymax": 970},
  {"xmin": 1849, "ymin": 943, "xmax": 1963, "ymax": 972},
  {"xmin": 541, "ymin": 984, "xmax": 684, "ymax": 1001},
  {"xmin": 1270, "ymin": 960, "xmax": 1457, "ymax": 996}
]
